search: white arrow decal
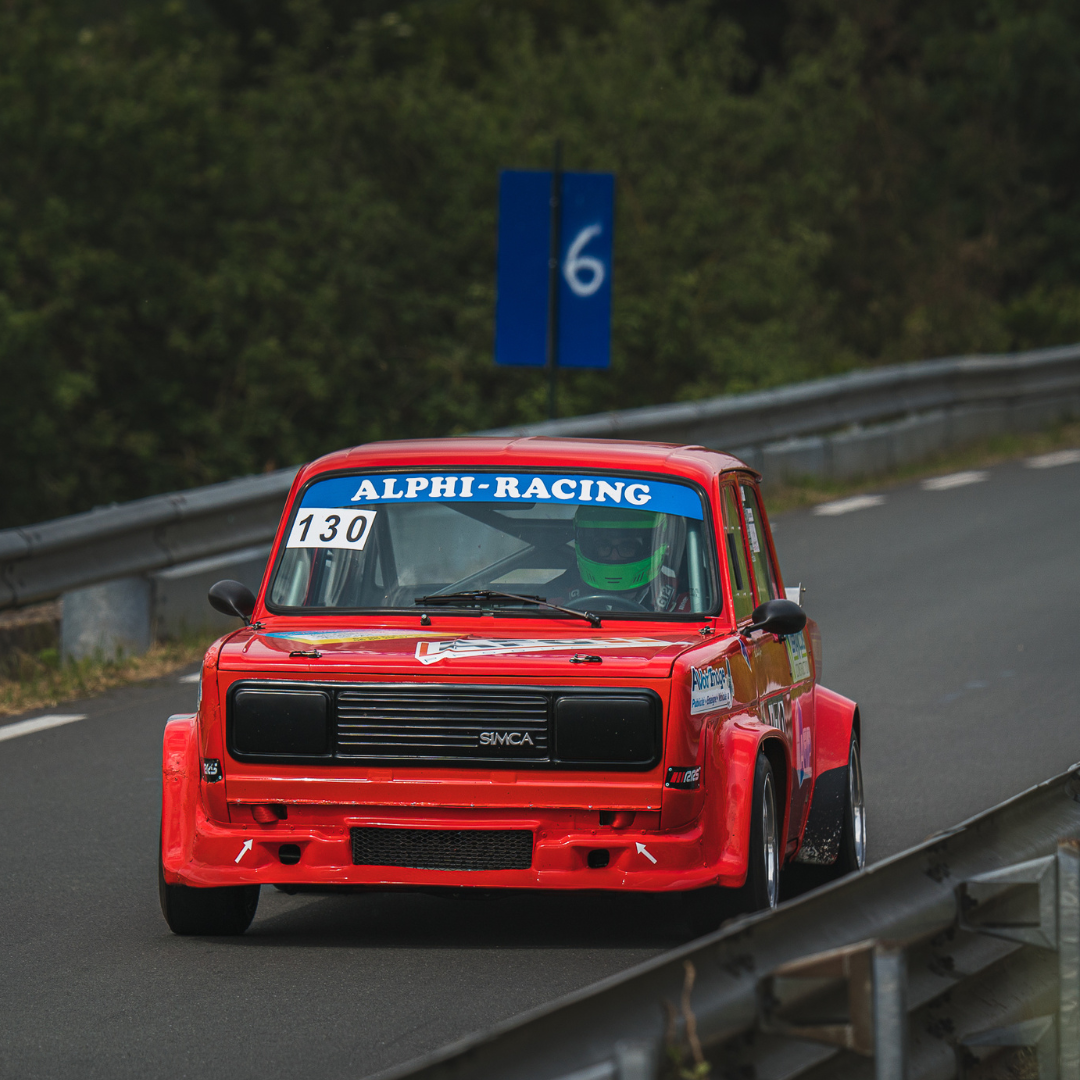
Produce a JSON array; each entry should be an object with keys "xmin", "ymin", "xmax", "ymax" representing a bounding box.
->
[
  {"xmin": 635, "ymin": 842, "xmax": 657, "ymax": 865},
  {"xmin": 235, "ymin": 839, "xmax": 253, "ymax": 864}
]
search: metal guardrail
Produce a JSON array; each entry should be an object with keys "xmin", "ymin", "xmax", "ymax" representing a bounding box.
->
[
  {"xmin": 374, "ymin": 763, "xmax": 1080, "ymax": 1080},
  {"xmin": 0, "ymin": 467, "xmax": 299, "ymax": 609},
  {"xmin": 3, "ymin": 342, "xmax": 1080, "ymax": 611},
  {"xmin": 479, "ymin": 343, "xmax": 1080, "ymax": 448}
]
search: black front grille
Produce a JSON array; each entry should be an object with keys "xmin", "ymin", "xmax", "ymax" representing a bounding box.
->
[
  {"xmin": 336, "ymin": 687, "xmax": 549, "ymax": 762},
  {"xmin": 351, "ymin": 827, "xmax": 533, "ymax": 870},
  {"xmin": 226, "ymin": 681, "xmax": 661, "ymax": 770}
]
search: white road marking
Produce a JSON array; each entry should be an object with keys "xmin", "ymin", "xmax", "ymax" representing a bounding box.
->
[
  {"xmin": 178, "ymin": 673, "xmax": 201, "ymax": 684},
  {"xmin": 921, "ymin": 470, "xmax": 989, "ymax": 491},
  {"xmin": 1026, "ymin": 448, "xmax": 1080, "ymax": 469},
  {"xmin": 235, "ymin": 839, "xmax": 254, "ymax": 864},
  {"xmin": 0, "ymin": 714, "xmax": 87, "ymax": 743},
  {"xmin": 813, "ymin": 495, "xmax": 885, "ymax": 517},
  {"xmin": 635, "ymin": 842, "xmax": 657, "ymax": 864}
]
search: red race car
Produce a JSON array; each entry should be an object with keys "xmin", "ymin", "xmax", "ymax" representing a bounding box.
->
[{"xmin": 159, "ymin": 438, "xmax": 865, "ymax": 935}]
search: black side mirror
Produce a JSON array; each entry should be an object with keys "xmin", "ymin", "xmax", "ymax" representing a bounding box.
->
[
  {"xmin": 208, "ymin": 579, "xmax": 257, "ymax": 624},
  {"xmin": 745, "ymin": 598, "xmax": 806, "ymax": 638}
]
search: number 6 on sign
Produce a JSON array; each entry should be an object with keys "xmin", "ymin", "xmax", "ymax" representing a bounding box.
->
[
  {"xmin": 563, "ymin": 225, "xmax": 605, "ymax": 298},
  {"xmin": 287, "ymin": 509, "xmax": 377, "ymax": 550}
]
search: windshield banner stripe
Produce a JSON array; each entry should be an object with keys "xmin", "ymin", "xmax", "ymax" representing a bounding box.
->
[{"xmin": 300, "ymin": 473, "xmax": 703, "ymax": 520}]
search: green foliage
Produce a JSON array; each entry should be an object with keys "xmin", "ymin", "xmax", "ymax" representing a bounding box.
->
[{"xmin": 3, "ymin": 0, "xmax": 1080, "ymax": 527}]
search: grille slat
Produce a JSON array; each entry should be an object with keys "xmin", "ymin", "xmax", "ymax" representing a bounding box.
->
[
  {"xmin": 338, "ymin": 721, "xmax": 548, "ymax": 731},
  {"xmin": 344, "ymin": 736, "xmax": 480, "ymax": 744},
  {"xmin": 338, "ymin": 708, "xmax": 547, "ymax": 719},
  {"xmin": 335, "ymin": 686, "xmax": 551, "ymax": 762},
  {"xmin": 351, "ymin": 827, "xmax": 533, "ymax": 870},
  {"xmin": 341, "ymin": 696, "xmax": 544, "ymax": 705}
]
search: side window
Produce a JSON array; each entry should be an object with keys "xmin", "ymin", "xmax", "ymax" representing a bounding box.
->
[
  {"xmin": 740, "ymin": 484, "xmax": 781, "ymax": 604},
  {"xmin": 720, "ymin": 485, "xmax": 755, "ymax": 623}
]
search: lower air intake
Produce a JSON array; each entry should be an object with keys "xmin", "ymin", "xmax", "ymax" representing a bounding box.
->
[{"xmin": 351, "ymin": 827, "xmax": 533, "ymax": 871}]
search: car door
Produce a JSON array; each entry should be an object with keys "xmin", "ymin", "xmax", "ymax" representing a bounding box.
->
[{"xmin": 738, "ymin": 480, "xmax": 816, "ymax": 845}]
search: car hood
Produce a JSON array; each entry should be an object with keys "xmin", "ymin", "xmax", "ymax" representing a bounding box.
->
[{"xmin": 217, "ymin": 624, "xmax": 700, "ymax": 680}]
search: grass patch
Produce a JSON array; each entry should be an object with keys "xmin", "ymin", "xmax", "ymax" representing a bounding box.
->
[
  {"xmin": 764, "ymin": 419, "xmax": 1080, "ymax": 515},
  {"xmin": 0, "ymin": 633, "xmax": 218, "ymax": 719}
]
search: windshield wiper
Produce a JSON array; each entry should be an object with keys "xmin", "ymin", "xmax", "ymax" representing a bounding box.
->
[{"xmin": 414, "ymin": 589, "xmax": 601, "ymax": 628}]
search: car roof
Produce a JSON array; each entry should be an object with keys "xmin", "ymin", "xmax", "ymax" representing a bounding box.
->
[{"xmin": 297, "ymin": 437, "xmax": 757, "ymax": 488}]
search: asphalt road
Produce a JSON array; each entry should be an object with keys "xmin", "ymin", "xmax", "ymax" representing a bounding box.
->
[{"xmin": 1, "ymin": 452, "xmax": 1077, "ymax": 1079}]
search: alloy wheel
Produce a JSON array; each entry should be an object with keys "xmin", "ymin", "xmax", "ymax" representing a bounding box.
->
[
  {"xmin": 762, "ymin": 772, "xmax": 779, "ymax": 908},
  {"xmin": 849, "ymin": 737, "xmax": 867, "ymax": 870}
]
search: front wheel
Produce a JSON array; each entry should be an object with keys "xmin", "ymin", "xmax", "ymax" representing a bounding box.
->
[
  {"xmin": 159, "ymin": 851, "xmax": 259, "ymax": 935},
  {"xmin": 737, "ymin": 752, "xmax": 781, "ymax": 911},
  {"xmin": 682, "ymin": 751, "xmax": 780, "ymax": 936}
]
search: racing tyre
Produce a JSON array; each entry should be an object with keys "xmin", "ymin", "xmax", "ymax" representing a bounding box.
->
[
  {"xmin": 682, "ymin": 752, "xmax": 780, "ymax": 936},
  {"xmin": 834, "ymin": 730, "xmax": 867, "ymax": 876},
  {"xmin": 737, "ymin": 752, "xmax": 781, "ymax": 912},
  {"xmin": 158, "ymin": 853, "xmax": 260, "ymax": 936}
]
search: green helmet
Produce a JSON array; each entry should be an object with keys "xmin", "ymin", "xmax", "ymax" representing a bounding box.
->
[{"xmin": 574, "ymin": 506, "xmax": 668, "ymax": 592}]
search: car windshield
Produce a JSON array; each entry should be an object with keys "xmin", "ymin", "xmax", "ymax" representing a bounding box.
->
[{"xmin": 268, "ymin": 470, "xmax": 717, "ymax": 616}]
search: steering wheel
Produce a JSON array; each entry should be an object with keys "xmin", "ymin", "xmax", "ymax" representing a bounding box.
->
[{"xmin": 565, "ymin": 594, "xmax": 648, "ymax": 613}]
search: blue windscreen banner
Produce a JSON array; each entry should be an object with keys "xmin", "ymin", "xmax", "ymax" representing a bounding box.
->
[
  {"xmin": 494, "ymin": 169, "xmax": 614, "ymax": 369},
  {"xmin": 301, "ymin": 472, "xmax": 704, "ymax": 519}
]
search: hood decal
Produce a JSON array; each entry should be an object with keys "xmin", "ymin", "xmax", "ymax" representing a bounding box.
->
[
  {"xmin": 264, "ymin": 629, "xmax": 457, "ymax": 646},
  {"xmin": 414, "ymin": 636, "xmax": 692, "ymax": 665}
]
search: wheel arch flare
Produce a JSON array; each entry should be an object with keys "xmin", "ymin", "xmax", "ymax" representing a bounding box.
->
[{"xmin": 794, "ymin": 685, "xmax": 859, "ymax": 866}]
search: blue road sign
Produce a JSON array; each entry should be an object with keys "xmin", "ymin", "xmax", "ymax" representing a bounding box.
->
[
  {"xmin": 494, "ymin": 171, "xmax": 551, "ymax": 368},
  {"xmin": 558, "ymin": 171, "xmax": 614, "ymax": 369},
  {"xmin": 495, "ymin": 168, "xmax": 614, "ymax": 369}
]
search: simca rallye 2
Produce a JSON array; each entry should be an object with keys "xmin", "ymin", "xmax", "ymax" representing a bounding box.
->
[{"xmin": 159, "ymin": 438, "xmax": 865, "ymax": 935}]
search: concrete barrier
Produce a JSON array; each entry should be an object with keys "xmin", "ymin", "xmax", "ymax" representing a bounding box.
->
[
  {"xmin": 149, "ymin": 543, "xmax": 271, "ymax": 642},
  {"xmin": 58, "ymin": 545, "xmax": 272, "ymax": 661},
  {"xmin": 61, "ymin": 577, "xmax": 153, "ymax": 662},
  {"xmin": 739, "ymin": 394, "xmax": 1080, "ymax": 486}
]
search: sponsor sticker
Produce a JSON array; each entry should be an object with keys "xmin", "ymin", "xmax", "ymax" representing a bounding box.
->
[
  {"xmin": 666, "ymin": 766, "xmax": 702, "ymax": 790},
  {"xmin": 689, "ymin": 659, "xmax": 734, "ymax": 714},
  {"xmin": 286, "ymin": 508, "xmax": 377, "ymax": 551},
  {"xmin": 786, "ymin": 631, "xmax": 811, "ymax": 683},
  {"xmin": 299, "ymin": 472, "xmax": 704, "ymax": 520},
  {"xmin": 744, "ymin": 506, "xmax": 761, "ymax": 554},
  {"xmin": 764, "ymin": 696, "xmax": 788, "ymax": 734},
  {"xmin": 794, "ymin": 696, "xmax": 813, "ymax": 785},
  {"xmin": 415, "ymin": 637, "xmax": 690, "ymax": 665}
]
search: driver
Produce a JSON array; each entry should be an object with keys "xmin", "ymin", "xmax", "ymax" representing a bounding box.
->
[{"xmin": 562, "ymin": 505, "xmax": 689, "ymax": 613}]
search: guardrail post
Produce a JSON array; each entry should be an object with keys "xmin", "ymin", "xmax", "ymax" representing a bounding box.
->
[
  {"xmin": 61, "ymin": 576, "xmax": 152, "ymax": 661},
  {"xmin": 1059, "ymin": 840, "xmax": 1080, "ymax": 1079},
  {"xmin": 873, "ymin": 945, "xmax": 908, "ymax": 1080},
  {"xmin": 760, "ymin": 937, "xmax": 909, "ymax": 1075}
]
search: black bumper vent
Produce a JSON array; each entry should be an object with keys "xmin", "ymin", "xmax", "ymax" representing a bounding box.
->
[
  {"xmin": 351, "ymin": 827, "xmax": 533, "ymax": 871},
  {"xmin": 337, "ymin": 687, "xmax": 548, "ymax": 761}
]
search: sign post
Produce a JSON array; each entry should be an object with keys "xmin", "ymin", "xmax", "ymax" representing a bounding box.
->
[
  {"xmin": 545, "ymin": 141, "xmax": 563, "ymax": 419},
  {"xmin": 495, "ymin": 152, "xmax": 614, "ymax": 419}
]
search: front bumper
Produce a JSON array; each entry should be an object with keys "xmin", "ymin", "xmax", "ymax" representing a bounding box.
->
[
  {"xmin": 162, "ymin": 803, "xmax": 747, "ymax": 892},
  {"xmin": 162, "ymin": 715, "xmax": 747, "ymax": 893}
]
